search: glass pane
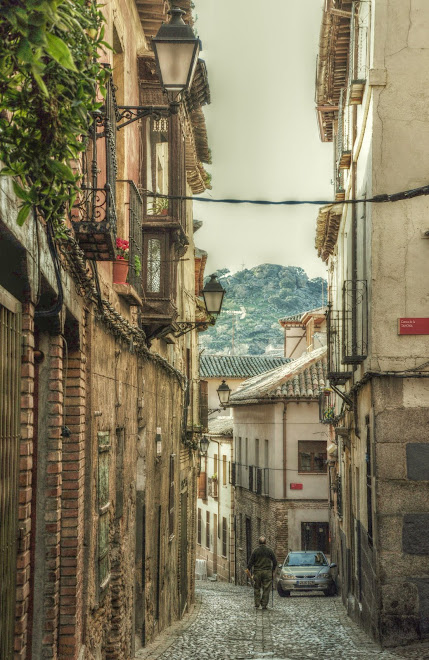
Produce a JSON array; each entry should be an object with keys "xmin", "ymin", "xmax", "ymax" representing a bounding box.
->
[
  {"xmin": 300, "ymin": 452, "xmax": 312, "ymax": 471},
  {"xmin": 314, "ymin": 452, "xmax": 327, "ymax": 472},
  {"xmin": 147, "ymin": 238, "xmax": 161, "ymax": 293},
  {"xmin": 146, "ymin": 119, "xmax": 169, "ymax": 215}
]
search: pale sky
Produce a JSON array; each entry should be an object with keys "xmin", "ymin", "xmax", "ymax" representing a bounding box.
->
[{"xmin": 193, "ymin": 0, "xmax": 332, "ymax": 280}]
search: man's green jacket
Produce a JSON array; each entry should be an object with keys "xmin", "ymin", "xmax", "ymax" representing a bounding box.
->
[{"xmin": 247, "ymin": 545, "xmax": 277, "ymax": 572}]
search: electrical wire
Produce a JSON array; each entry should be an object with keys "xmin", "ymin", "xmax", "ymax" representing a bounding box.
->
[{"xmin": 142, "ymin": 182, "xmax": 429, "ymax": 207}]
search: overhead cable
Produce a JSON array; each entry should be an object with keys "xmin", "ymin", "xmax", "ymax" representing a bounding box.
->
[{"xmin": 142, "ymin": 183, "xmax": 429, "ymax": 207}]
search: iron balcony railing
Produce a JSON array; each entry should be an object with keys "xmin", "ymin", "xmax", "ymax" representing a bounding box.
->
[
  {"xmin": 127, "ymin": 182, "xmax": 144, "ymax": 298},
  {"xmin": 71, "ymin": 74, "xmax": 119, "ymax": 260},
  {"xmin": 342, "ymin": 280, "xmax": 368, "ymax": 364},
  {"xmin": 326, "ymin": 307, "xmax": 352, "ymax": 385}
]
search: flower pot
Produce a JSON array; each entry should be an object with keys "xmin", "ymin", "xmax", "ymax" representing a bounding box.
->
[{"xmin": 113, "ymin": 259, "xmax": 129, "ymax": 284}]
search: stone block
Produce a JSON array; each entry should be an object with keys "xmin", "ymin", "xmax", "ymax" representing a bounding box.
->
[
  {"xmin": 377, "ymin": 514, "xmax": 403, "ymax": 552},
  {"xmin": 380, "ymin": 614, "xmax": 420, "ymax": 647},
  {"xmin": 376, "ymin": 443, "xmax": 406, "ymax": 480},
  {"xmin": 378, "ymin": 480, "xmax": 429, "ymax": 514},
  {"xmin": 375, "ymin": 408, "xmax": 429, "ymax": 444},
  {"xmin": 381, "ymin": 581, "xmax": 418, "ymax": 615},
  {"xmin": 403, "ymin": 514, "xmax": 429, "ymax": 554},
  {"xmin": 407, "ymin": 443, "xmax": 429, "ymax": 480}
]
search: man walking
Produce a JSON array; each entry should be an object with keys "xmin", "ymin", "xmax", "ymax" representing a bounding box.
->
[{"xmin": 246, "ymin": 536, "xmax": 278, "ymax": 610}]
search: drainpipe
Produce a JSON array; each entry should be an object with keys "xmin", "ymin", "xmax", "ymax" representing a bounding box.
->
[{"xmin": 283, "ymin": 403, "xmax": 287, "ymax": 498}]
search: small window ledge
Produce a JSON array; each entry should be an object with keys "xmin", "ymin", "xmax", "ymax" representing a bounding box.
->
[{"xmin": 113, "ymin": 283, "xmax": 143, "ymax": 306}]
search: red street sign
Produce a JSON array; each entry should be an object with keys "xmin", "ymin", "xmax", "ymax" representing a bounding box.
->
[
  {"xmin": 398, "ymin": 318, "xmax": 429, "ymax": 335},
  {"xmin": 290, "ymin": 483, "xmax": 303, "ymax": 490}
]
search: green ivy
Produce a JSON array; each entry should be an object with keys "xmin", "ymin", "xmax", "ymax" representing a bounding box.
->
[{"xmin": 0, "ymin": 0, "xmax": 110, "ymax": 233}]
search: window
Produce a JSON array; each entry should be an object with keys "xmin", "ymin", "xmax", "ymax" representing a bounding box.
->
[
  {"xmin": 298, "ymin": 441, "xmax": 327, "ymax": 473},
  {"xmin": 238, "ymin": 437, "xmax": 242, "ymax": 486},
  {"xmin": 197, "ymin": 508, "xmax": 202, "ymax": 545},
  {"xmin": 169, "ymin": 454, "xmax": 175, "ymax": 538},
  {"xmin": 206, "ymin": 511, "xmax": 210, "ymax": 549},
  {"xmin": 98, "ymin": 431, "xmax": 111, "ymax": 591},
  {"xmin": 222, "ymin": 455, "xmax": 227, "ymax": 486},
  {"xmin": 213, "ymin": 453, "xmax": 218, "ymax": 479},
  {"xmin": 144, "ymin": 118, "xmax": 169, "ymax": 216},
  {"xmin": 147, "ymin": 238, "xmax": 161, "ymax": 293},
  {"xmin": 255, "ymin": 438, "xmax": 259, "ymax": 467},
  {"xmin": 222, "ymin": 517, "xmax": 227, "ymax": 558}
]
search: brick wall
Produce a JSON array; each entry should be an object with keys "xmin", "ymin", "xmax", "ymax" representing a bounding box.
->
[{"xmin": 15, "ymin": 302, "xmax": 35, "ymax": 659}]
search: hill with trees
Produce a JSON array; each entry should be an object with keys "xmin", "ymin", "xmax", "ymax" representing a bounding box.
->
[{"xmin": 200, "ymin": 264, "xmax": 326, "ymax": 355}]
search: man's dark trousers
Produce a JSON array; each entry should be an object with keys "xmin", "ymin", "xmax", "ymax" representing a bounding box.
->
[{"xmin": 253, "ymin": 569, "xmax": 272, "ymax": 608}]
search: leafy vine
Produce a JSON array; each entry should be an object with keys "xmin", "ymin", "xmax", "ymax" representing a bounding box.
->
[{"xmin": 0, "ymin": 0, "xmax": 110, "ymax": 233}]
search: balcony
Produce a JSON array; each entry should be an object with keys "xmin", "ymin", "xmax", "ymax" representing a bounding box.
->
[
  {"xmin": 327, "ymin": 307, "xmax": 352, "ymax": 385},
  {"xmin": 71, "ymin": 75, "xmax": 119, "ymax": 260},
  {"xmin": 342, "ymin": 280, "xmax": 368, "ymax": 364},
  {"xmin": 71, "ymin": 184, "xmax": 117, "ymax": 261},
  {"xmin": 113, "ymin": 181, "xmax": 144, "ymax": 306}
]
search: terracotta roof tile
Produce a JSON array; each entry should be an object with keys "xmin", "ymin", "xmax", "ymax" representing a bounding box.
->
[
  {"xmin": 229, "ymin": 347, "xmax": 327, "ymax": 404},
  {"xmin": 200, "ymin": 354, "xmax": 291, "ymax": 379}
]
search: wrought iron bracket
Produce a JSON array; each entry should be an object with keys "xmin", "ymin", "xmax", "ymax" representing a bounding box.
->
[
  {"xmin": 172, "ymin": 320, "xmax": 214, "ymax": 338},
  {"xmin": 116, "ymin": 103, "xmax": 179, "ymax": 130},
  {"xmin": 330, "ymin": 383, "xmax": 353, "ymax": 408}
]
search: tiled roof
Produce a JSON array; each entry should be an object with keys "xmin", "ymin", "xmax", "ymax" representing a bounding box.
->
[
  {"xmin": 200, "ymin": 354, "xmax": 291, "ymax": 379},
  {"xmin": 315, "ymin": 205, "xmax": 343, "ymax": 262},
  {"xmin": 279, "ymin": 307, "xmax": 326, "ymax": 325},
  {"xmin": 208, "ymin": 416, "xmax": 233, "ymax": 436},
  {"xmin": 230, "ymin": 347, "xmax": 327, "ymax": 404}
]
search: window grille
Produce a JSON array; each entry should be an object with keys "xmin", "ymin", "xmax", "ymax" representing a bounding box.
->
[
  {"xmin": 342, "ymin": 280, "xmax": 368, "ymax": 364},
  {"xmin": 98, "ymin": 431, "xmax": 111, "ymax": 592},
  {"xmin": 327, "ymin": 306, "xmax": 352, "ymax": 385},
  {"xmin": 0, "ymin": 287, "xmax": 21, "ymax": 660}
]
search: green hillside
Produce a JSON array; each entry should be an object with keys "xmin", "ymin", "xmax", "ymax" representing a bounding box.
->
[{"xmin": 200, "ymin": 264, "xmax": 327, "ymax": 355}]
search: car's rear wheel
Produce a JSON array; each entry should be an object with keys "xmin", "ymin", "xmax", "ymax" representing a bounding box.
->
[{"xmin": 277, "ymin": 583, "xmax": 290, "ymax": 597}]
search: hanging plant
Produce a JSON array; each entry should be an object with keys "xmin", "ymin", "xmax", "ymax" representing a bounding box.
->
[
  {"xmin": 134, "ymin": 254, "xmax": 142, "ymax": 277},
  {"xmin": 0, "ymin": 0, "xmax": 110, "ymax": 234}
]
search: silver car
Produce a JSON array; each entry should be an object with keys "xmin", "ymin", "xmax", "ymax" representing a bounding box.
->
[{"xmin": 277, "ymin": 550, "xmax": 337, "ymax": 597}]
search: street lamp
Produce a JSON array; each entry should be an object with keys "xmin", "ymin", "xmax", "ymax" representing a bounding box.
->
[
  {"xmin": 217, "ymin": 380, "xmax": 231, "ymax": 407},
  {"xmin": 117, "ymin": 8, "xmax": 201, "ymax": 128},
  {"xmin": 173, "ymin": 274, "xmax": 226, "ymax": 337},
  {"xmin": 202, "ymin": 274, "xmax": 226, "ymax": 317},
  {"xmin": 199, "ymin": 435, "xmax": 209, "ymax": 456},
  {"xmin": 152, "ymin": 8, "xmax": 201, "ymax": 107}
]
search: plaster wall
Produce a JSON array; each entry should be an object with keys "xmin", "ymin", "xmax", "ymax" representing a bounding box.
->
[
  {"xmin": 205, "ymin": 376, "xmax": 242, "ymax": 417},
  {"xmin": 285, "ymin": 402, "xmax": 329, "ymax": 500},
  {"xmin": 369, "ymin": 0, "xmax": 429, "ymax": 370},
  {"xmin": 196, "ymin": 435, "xmax": 234, "ymax": 581}
]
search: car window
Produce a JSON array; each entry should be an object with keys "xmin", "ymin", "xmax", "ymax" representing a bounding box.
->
[{"xmin": 285, "ymin": 552, "xmax": 328, "ymax": 566}]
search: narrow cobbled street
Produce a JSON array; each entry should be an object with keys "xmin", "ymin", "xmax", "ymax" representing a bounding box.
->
[{"xmin": 136, "ymin": 582, "xmax": 429, "ymax": 660}]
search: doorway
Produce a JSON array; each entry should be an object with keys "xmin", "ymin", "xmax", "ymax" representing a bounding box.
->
[{"xmin": 301, "ymin": 522, "xmax": 330, "ymax": 554}]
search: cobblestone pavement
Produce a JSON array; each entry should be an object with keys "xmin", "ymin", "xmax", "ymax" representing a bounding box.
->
[{"xmin": 135, "ymin": 581, "xmax": 429, "ymax": 660}]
